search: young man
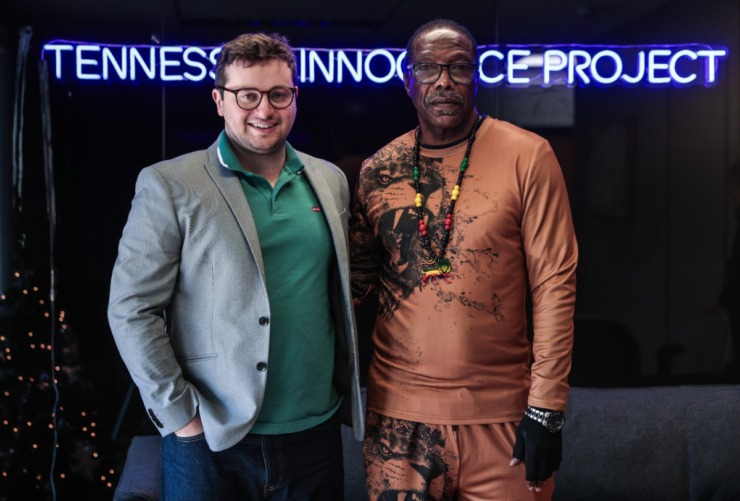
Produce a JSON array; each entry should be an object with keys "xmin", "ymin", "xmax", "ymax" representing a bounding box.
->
[
  {"xmin": 351, "ymin": 19, "xmax": 578, "ymax": 500},
  {"xmin": 108, "ymin": 32, "xmax": 363, "ymax": 499}
]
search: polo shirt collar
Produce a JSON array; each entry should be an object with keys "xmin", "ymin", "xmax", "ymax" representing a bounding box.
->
[{"xmin": 216, "ymin": 130, "xmax": 304, "ymax": 177}]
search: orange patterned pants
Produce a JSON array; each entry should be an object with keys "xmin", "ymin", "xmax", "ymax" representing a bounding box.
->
[{"xmin": 363, "ymin": 411, "xmax": 555, "ymax": 501}]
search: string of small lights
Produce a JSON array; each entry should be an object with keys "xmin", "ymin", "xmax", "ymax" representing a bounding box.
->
[{"xmin": 0, "ymin": 271, "xmax": 119, "ymax": 498}]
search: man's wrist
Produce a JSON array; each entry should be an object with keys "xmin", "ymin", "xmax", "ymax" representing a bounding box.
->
[
  {"xmin": 174, "ymin": 413, "xmax": 203, "ymax": 437},
  {"xmin": 525, "ymin": 406, "xmax": 566, "ymax": 433}
]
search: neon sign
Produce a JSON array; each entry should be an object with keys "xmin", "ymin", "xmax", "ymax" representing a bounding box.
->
[{"xmin": 42, "ymin": 40, "xmax": 728, "ymax": 88}]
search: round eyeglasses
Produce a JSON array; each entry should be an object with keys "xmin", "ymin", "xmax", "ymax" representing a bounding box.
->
[
  {"xmin": 217, "ymin": 86, "xmax": 297, "ymax": 110},
  {"xmin": 407, "ymin": 62, "xmax": 479, "ymax": 85}
]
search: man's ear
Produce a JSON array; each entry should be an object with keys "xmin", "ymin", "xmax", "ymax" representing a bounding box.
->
[
  {"xmin": 212, "ymin": 88, "xmax": 225, "ymax": 117},
  {"xmin": 403, "ymin": 73, "xmax": 411, "ymax": 95}
]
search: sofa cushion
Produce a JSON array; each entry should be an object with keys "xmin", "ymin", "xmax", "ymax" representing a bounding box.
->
[{"xmin": 555, "ymin": 385, "xmax": 740, "ymax": 500}]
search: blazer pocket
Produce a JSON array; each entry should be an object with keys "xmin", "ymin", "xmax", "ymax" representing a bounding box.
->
[{"xmin": 177, "ymin": 353, "xmax": 218, "ymax": 363}]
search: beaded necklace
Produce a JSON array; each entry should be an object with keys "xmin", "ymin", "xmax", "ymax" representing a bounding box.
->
[{"xmin": 413, "ymin": 114, "xmax": 484, "ymax": 287}]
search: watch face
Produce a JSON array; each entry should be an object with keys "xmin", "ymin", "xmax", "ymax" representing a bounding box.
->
[{"xmin": 546, "ymin": 413, "xmax": 566, "ymax": 432}]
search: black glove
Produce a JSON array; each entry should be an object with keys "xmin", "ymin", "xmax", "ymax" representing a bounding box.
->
[{"xmin": 511, "ymin": 410, "xmax": 563, "ymax": 482}]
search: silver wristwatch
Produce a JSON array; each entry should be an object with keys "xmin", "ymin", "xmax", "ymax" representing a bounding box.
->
[{"xmin": 525, "ymin": 406, "xmax": 566, "ymax": 433}]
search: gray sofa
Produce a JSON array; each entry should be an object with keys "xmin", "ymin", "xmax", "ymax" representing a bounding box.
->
[
  {"xmin": 554, "ymin": 384, "xmax": 740, "ymax": 501},
  {"xmin": 115, "ymin": 384, "xmax": 740, "ymax": 501}
]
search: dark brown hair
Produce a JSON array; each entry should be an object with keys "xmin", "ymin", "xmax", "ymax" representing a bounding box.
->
[{"xmin": 214, "ymin": 32, "xmax": 296, "ymax": 89}]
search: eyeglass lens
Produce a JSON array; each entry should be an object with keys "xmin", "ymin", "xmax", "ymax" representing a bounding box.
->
[
  {"xmin": 235, "ymin": 87, "xmax": 294, "ymax": 109},
  {"xmin": 413, "ymin": 63, "xmax": 477, "ymax": 84}
]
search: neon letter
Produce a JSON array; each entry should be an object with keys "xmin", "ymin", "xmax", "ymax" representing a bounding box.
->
[
  {"xmin": 208, "ymin": 47, "xmax": 221, "ymax": 81},
  {"xmin": 543, "ymin": 50, "xmax": 567, "ymax": 85},
  {"xmin": 696, "ymin": 49, "xmax": 728, "ymax": 84},
  {"xmin": 76, "ymin": 45, "xmax": 101, "ymax": 80},
  {"xmin": 669, "ymin": 49, "xmax": 697, "ymax": 85},
  {"xmin": 590, "ymin": 50, "xmax": 622, "ymax": 85},
  {"xmin": 364, "ymin": 49, "xmax": 396, "ymax": 84},
  {"xmin": 130, "ymin": 47, "xmax": 156, "ymax": 80},
  {"xmin": 648, "ymin": 49, "xmax": 671, "ymax": 84},
  {"xmin": 102, "ymin": 46, "xmax": 127, "ymax": 80},
  {"xmin": 478, "ymin": 50, "xmax": 504, "ymax": 84},
  {"xmin": 337, "ymin": 50, "xmax": 362, "ymax": 83},
  {"xmin": 568, "ymin": 50, "xmax": 591, "ymax": 85},
  {"xmin": 621, "ymin": 50, "xmax": 645, "ymax": 84},
  {"xmin": 160, "ymin": 47, "xmax": 184, "ymax": 81},
  {"xmin": 396, "ymin": 51, "xmax": 407, "ymax": 80},
  {"xmin": 183, "ymin": 47, "xmax": 208, "ymax": 82},
  {"xmin": 44, "ymin": 44, "xmax": 73, "ymax": 79},
  {"xmin": 507, "ymin": 49, "xmax": 531, "ymax": 85},
  {"xmin": 309, "ymin": 50, "xmax": 334, "ymax": 83}
]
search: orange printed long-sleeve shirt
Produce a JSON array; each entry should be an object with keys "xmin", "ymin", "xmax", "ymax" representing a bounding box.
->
[{"xmin": 350, "ymin": 116, "xmax": 578, "ymax": 425}]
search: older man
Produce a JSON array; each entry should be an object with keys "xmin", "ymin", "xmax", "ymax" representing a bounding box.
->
[{"xmin": 351, "ymin": 19, "xmax": 578, "ymax": 500}]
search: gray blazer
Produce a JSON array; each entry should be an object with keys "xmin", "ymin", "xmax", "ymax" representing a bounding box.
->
[{"xmin": 108, "ymin": 139, "xmax": 364, "ymax": 452}]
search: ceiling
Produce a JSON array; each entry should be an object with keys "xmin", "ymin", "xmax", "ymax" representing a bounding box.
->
[{"xmin": 1, "ymin": 0, "xmax": 680, "ymax": 48}]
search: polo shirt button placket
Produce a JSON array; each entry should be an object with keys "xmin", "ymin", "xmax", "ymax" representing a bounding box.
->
[{"xmin": 257, "ymin": 317, "xmax": 269, "ymax": 372}]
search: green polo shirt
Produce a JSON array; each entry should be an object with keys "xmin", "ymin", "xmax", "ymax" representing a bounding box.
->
[{"xmin": 217, "ymin": 131, "xmax": 340, "ymax": 434}]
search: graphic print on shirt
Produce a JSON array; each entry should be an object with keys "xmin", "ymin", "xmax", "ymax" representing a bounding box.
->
[
  {"xmin": 356, "ymin": 145, "xmax": 443, "ymax": 318},
  {"xmin": 354, "ymin": 142, "xmax": 505, "ymax": 322}
]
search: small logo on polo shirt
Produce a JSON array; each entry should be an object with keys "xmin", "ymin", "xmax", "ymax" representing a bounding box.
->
[{"xmin": 312, "ymin": 207, "xmax": 322, "ymax": 212}]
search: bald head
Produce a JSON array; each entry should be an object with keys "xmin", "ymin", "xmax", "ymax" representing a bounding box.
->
[{"xmin": 405, "ymin": 19, "xmax": 478, "ymax": 64}]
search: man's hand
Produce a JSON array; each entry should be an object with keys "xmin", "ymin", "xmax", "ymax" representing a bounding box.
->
[
  {"xmin": 510, "ymin": 412, "xmax": 563, "ymax": 492},
  {"xmin": 174, "ymin": 412, "xmax": 203, "ymax": 437}
]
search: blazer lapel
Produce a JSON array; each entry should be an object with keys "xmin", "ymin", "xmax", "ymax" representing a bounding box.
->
[
  {"xmin": 203, "ymin": 143, "xmax": 267, "ymax": 282},
  {"xmin": 303, "ymin": 162, "xmax": 347, "ymax": 261}
]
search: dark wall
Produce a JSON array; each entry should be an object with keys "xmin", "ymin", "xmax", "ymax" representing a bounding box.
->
[
  {"xmin": 573, "ymin": 0, "xmax": 740, "ymax": 376},
  {"xmin": 0, "ymin": 25, "xmax": 15, "ymax": 295}
]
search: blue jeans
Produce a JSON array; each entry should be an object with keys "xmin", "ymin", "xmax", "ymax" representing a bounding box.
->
[{"xmin": 161, "ymin": 412, "xmax": 344, "ymax": 500}]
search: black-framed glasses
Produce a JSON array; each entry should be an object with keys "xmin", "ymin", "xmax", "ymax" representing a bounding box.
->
[
  {"xmin": 217, "ymin": 85, "xmax": 297, "ymax": 110},
  {"xmin": 407, "ymin": 62, "xmax": 479, "ymax": 84}
]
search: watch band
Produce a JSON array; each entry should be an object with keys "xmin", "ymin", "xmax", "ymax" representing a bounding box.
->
[{"xmin": 525, "ymin": 406, "xmax": 565, "ymax": 433}]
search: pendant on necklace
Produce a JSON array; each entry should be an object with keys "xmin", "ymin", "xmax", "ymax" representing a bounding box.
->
[{"xmin": 420, "ymin": 258, "xmax": 453, "ymax": 287}]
